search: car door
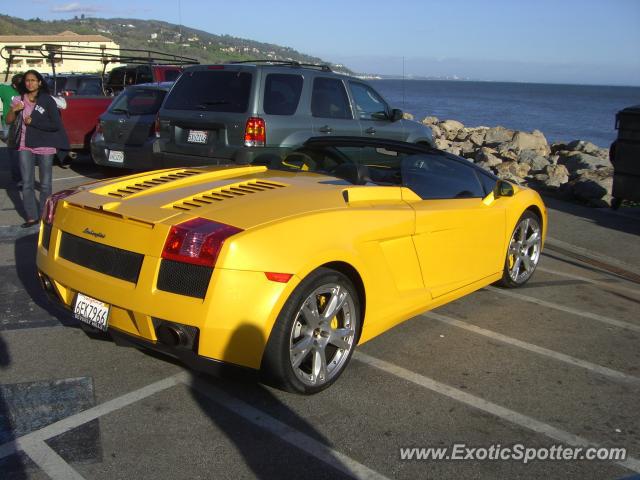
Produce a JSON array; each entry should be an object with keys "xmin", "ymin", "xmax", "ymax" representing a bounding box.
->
[
  {"xmin": 311, "ymin": 76, "xmax": 361, "ymax": 137},
  {"xmin": 348, "ymin": 81, "xmax": 405, "ymax": 141},
  {"xmin": 402, "ymin": 152, "xmax": 506, "ymax": 298}
]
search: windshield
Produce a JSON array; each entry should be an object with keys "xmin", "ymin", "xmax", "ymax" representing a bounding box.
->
[
  {"xmin": 109, "ymin": 87, "xmax": 167, "ymax": 115},
  {"xmin": 248, "ymin": 142, "xmax": 494, "ymax": 199},
  {"xmin": 163, "ymin": 70, "xmax": 252, "ymax": 112}
]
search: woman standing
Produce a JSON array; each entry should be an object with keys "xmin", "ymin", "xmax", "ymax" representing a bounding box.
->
[{"xmin": 6, "ymin": 69, "xmax": 69, "ymax": 228}]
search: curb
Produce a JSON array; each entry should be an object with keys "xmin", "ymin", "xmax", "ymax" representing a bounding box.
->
[{"xmin": 545, "ymin": 236, "xmax": 640, "ymax": 284}]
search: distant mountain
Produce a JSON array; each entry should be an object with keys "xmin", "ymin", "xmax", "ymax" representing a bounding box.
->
[{"xmin": 0, "ymin": 14, "xmax": 353, "ymax": 74}]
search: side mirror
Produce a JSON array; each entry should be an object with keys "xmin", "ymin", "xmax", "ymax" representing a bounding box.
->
[
  {"xmin": 391, "ymin": 108, "xmax": 403, "ymax": 122},
  {"xmin": 493, "ymin": 180, "xmax": 514, "ymax": 198}
]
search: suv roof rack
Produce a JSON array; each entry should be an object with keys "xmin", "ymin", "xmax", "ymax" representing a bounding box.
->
[
  {"xmin": 1, "ymin": 44, "xmax": 199, "ymax": 81},
  {"xmin": 228, "ymin": 59, "xmax": 332, "ymax": 72}
]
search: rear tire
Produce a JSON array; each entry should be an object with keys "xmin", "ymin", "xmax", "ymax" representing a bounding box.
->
[
  {"xmin": 498, "ymin": 211, "xmax": 542, "ymax": 288},
  {"xmin": 261, "ymin": 268, "xmax": 360, "ymax": 394}
]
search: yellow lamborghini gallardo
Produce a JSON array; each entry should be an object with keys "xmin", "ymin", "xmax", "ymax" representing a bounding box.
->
[{"xmin": 36, "ymin": 137, "xmax": 546, "ymax": 394}]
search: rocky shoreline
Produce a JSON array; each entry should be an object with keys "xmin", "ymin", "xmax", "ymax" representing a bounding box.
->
[{"xmin": 406, "ymin": 114, "xmax": 615, "ymax": 207}]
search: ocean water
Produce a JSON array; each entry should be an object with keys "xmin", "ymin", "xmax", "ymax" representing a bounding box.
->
[{"xmin": 370, "ymin": 80, "xmax": 640, "ymax": 148}]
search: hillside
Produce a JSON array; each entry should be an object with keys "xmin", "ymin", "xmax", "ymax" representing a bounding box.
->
[{"xmin": 0, "ymin": 15, "xmax": 353, "ymax": 74}]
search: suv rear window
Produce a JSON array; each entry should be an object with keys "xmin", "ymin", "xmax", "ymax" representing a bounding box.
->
[
  {"xmin": 109, "ymin": 88, "xmax": 167, "ymax": 115},
  {"xmin": 164, "ymin": 70, "xmax": 252, "ymax": 112},
  {"xmin": 263, "ymin": 74, "xmax": 303, "ymax": 115}
]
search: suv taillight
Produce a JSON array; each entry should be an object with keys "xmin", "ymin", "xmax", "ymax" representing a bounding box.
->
[
  {"xmin": 152, "ymin": 114, "xmax": 160, "ymax": 138},
  {"xmin": 162, "ymin": 218, "xmax": 243, "ymax": 267},
  {"xmin": 244, "ymin": 117, "xmax": 266, "ymax": 147},
  {"xmin": 42, "ymin": 189, "xmax": 78, "ymax": 225}
]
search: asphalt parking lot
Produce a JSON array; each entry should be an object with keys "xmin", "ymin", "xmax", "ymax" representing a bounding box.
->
[{"xmin": 1, "ymin": 148, "xmax": 639, "ymax": 480}]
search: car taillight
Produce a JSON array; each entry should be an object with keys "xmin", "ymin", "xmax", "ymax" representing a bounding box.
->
[
  {"xmin": 162, "ymin": 218, "xmax": 243, "ymax": 267},
  {"xmin": 42, "ymin": 189, "xmax": 78, "ymax": 225},
  {"xmin": 63, "ymin": 90, "xmax": 73, "ymax": 97},
  {"xmin": 244, "ymin": 117, "xmax": 265, "ymax": 147},
  {"xmin": 152, "ymin": 114, "xmax": 160, "ymax": 138}
]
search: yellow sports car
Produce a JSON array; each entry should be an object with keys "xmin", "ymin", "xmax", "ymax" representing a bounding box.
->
[{"xmin": 36, "ymin": 137, "xmax": 546, "ymax": 394}]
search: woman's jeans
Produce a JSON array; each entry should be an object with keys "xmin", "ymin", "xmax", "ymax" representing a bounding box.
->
[{"xmin": 19, "ymin": 150, "xmax": 53, "ymax": 221}]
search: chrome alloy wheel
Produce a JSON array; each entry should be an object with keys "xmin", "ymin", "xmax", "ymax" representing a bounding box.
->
[
  {"xmin": 507, "ymin": 215, "xmax": 542, "ymax": 284},
  {"xmin": 289, "ymin": 283, "xmax": 357, "ymax": 387}
]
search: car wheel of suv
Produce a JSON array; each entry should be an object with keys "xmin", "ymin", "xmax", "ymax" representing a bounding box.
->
[
  {"xmin": 261, "ymin": 268, "xmax": 360, "ymax": 394},
  {"xmin": 498, "ymin": 211, "xmax": 542, "ymax": 288}
]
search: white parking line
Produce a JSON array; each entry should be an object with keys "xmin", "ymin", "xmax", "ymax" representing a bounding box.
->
[
  {"xmin": 485, "ymin": 286, "xmax": 640, "ymax": 333},
  {"xmin": 0, "ymin": 369, "xmax": 389, "ymax": 480},
  {"xmin": 52, "ymin": 175, "xmax": 86, "ymax": 182},
  {"xmin": 52, "ymin": 175, "xmax": 98, "ymax": 182},
  {"xmin": 182, "ymin": 375, "xmax": 391, "ymax": 480},
  {"xmin": 0, "ymin": 373, "xmax": 187, "ymax": 460},
  {"xmin": 354, "ymin": 352, "xmax": 640, "ymax": 474},
  {"xmin": 423, "ymin": 312, "xmax": 640, "ymax": 384},
  {"xmin": 536, "ymin": 265, "xmax": 640, "ymax": 297},
  {"xmin": 20, "ymin": 441, "xmax": 86, "ymax": 480}
]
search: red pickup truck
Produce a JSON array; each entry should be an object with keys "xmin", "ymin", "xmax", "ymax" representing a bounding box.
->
[
  {"xmin": 104, "ymin": 65, "xmax": 182, "ymax": 93},
  {"xmin": 60, "ymin": 95, "xmax": 113, "ymax": 150}
]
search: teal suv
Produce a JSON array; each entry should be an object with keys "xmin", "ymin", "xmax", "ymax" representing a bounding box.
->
[{"xmin": 155, "ymin": 61, "xmax": 434, "ymax": 166}]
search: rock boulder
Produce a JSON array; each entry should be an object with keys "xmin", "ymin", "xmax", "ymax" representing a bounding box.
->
[{"xmin": 484, "ymin": 126, "xmax": 515, "ymax": 146}]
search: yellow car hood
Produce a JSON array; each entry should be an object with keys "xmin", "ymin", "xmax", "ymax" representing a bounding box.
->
[{"xmin": 64, "ymin": 166, "xmax": 406, "ymax": 229}]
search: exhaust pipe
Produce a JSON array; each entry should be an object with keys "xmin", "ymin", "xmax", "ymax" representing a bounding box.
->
[
  {"xmin": 156, "ymin": 324, "xmax": 188, "ymax": 347},
  {"xmin": 38, "ymin": 272, "xmax": 62, "ymax": 303}
]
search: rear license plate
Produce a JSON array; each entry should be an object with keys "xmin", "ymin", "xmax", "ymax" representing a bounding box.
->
[
  {"xmin": 187, "ymin": 130, "xmax": 208, "ymax": 144},
  {"xmin": 73, "ymin": 293, "xmax": 110, "ymax": 331},
  {"xmin": 108, "ymin": 150, "xmax": 124, "ymax": 163}
]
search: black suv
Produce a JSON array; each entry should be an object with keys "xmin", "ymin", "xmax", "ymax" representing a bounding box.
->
[{"xmin": 156, "ymin": 61, "xmax": 434, "ymax": 166}]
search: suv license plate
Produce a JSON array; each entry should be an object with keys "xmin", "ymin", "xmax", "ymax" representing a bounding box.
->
[
  {"xmin": 108, "ymin": 150, "xmax": 124, "ymax": 163},
  {"xmin": 73, "ymin": 293, "xmax": 110, "ymax": 332},
  {"xmin": 187, "ymin": 130, "xmax": 208, "ymax": 144}
]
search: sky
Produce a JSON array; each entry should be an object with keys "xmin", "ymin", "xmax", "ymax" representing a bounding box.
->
[{"xmin": 2, "ymin": 0, "xmax": 640, "ymax": 86}]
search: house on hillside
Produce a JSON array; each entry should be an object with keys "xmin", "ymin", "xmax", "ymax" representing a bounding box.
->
[{"xmin": 0, "ymin": 31, "xmax": 121, "ymax": 77}]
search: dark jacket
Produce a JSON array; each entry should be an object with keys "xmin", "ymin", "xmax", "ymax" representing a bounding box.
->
[{"xmin": 23, "ymin": 94, "xmax": 69, "ymax": 150}]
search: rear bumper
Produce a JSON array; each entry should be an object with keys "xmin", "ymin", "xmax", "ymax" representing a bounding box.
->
[
  {"xmin": 158, "ymin": 151, "xmax": 230, "ymax": 168},
  {"xmin": 91, "ymin": 137, "xmax": 160, "ymax": 170},
  {"xmin": 36, "ymin": 219, "xmax": 299, "ymax": 371},
  {"xmin": 39, "ymin": 274, "xmax": 258, "ymax": 380},
  {"xmin": 109, "ymin": 327, "xmax": 259, "ymax": 380}
]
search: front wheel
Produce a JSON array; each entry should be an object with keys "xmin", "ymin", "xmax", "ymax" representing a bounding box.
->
[
  {"xmin": 498, "ymin": 211, "xmax": 542, "ymax": 288},
  {"xmin": 261, "ymin": 268, "xmax": 360, "ymax": 394}
]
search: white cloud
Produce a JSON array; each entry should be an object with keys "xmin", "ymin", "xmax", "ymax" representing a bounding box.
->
[{"xmin": 51, "ymin": 2, "xmax": 102, "ymax": 13}]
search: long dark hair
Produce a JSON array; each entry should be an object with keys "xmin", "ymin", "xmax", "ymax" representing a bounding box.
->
[{"xmin": 17, "ymin": 69, "xmax": 50, "ymax": 97}]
